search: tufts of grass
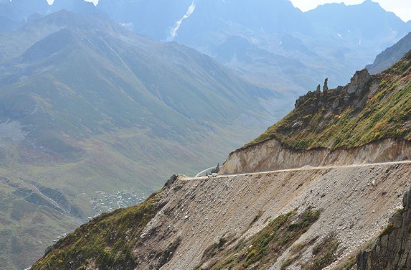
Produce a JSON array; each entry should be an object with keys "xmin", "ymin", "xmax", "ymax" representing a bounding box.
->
[
  {"xmin": 244, "ymin": 54, "xmax": 411, "ymax": 151},
  {"xmin": 380, "ymin": 222, "xmax": 395, "ymax": 237},
  {"xmin": 302, "ymin": 233, "xmax": 340, "ymax": 270},
  {"xmin": 196, "ymin": 208, "xmax": 321, "ymax": 270},
  {"xmin": 281, "ymin": 236, "xmax": 319, "ymax": 269},
  {"xmin": 31, "ymin": 191, "xmax": 165, "ymax": 270}
]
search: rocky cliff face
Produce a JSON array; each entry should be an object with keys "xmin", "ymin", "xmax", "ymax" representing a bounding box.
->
[
  {"xmin": 295, "ymin": 69, "xmax": 371, "ymax": 109},
  {"xmin": 357, "ymin": 185, "xmax": 411, "ymax": 270},
  {"xmin": 221, "ymin": 138, "xmax": 411, "ymax": 174}
]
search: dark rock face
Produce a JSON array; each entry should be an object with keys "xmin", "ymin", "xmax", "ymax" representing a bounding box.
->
[
  {"xmin": 295, "ymin": 69, "xmax": 372, "ymax": 109},
  {"xmin": 316, "ymin": 84, "xmax": 321, "ymax": 93},
  {"xmin": 165, "ymin": 174, "xmax": 179, "ymax": 187},
  {"xmin": 357, "ymin": 186, "xmax": 411, "ymax": 269},
  {"xmin": 323, "ymin": 78, "xmax": 329, "ymax": 92},
  {"xmin": 345, "ymin": 69, "xmax": 371, "ymax": 96}
]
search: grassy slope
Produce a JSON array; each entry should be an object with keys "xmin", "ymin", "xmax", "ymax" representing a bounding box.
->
[
  {"xmin": 195, "ymin": 208, "xmax": 321, "ymax": 270},
  {"xmin": 30, "ymin": 191, "xmax": 164, "ymax": 270},
  {"xmin": 0, "ymin": 12, "xmax": 278, "ymax": 270},
  {"xmin": 247, "ymin": 51, "xmax": 411, "ymax": 151},
  {"xmin": 0, "ymin": 175, "xmax": 80, "ymax": 270},
  {"xmin": 0, "ymin": 122, "xmax": 259, "ymax": 270},
  {"xmin": 31, "ymin": 206, "xmax": 321, "ymax": 270}
]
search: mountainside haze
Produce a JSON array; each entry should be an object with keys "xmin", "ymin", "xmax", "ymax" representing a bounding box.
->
[
  {"xmin": 0, "ymin": 10, "xmax": 284, "ymax": 270},
  {"xmin": 1, "ymin": 1, "xmax": 411, "ymax": 270},
  {"xmin": 97, "ymin": 0, "xmax": 411, "ymax": 93},
  {"xmin": 31, "ymin": 48, "xmax": 411, "ymax": 270},
  {"xmin": 366, "ymin": 32, "xmax": 411, "ymax": 74}
]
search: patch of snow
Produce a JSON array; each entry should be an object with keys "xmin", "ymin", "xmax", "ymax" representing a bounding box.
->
[
  {"xmin": 119, "ymin": 22, "xmax": 134, "ymax": 31},
  {"xmin": 168, "ymin": 1, "xmax": 196, "ymax": 41}
]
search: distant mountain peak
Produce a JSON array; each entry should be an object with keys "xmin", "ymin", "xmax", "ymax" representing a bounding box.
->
[{"xmin": 366, "ymin": 32, "xmax": 411, "ymax": 74}]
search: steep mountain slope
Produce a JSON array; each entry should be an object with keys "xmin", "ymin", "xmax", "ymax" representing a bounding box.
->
[
  {"xmin": 306, "ymin": 0, "xmax": 407, "ymax": 41},
  {"xmin": 30, "ymin": 52, "xmax": 411, "ymax": 270},
  {"xmin": 366, "ymin": 32, "xmax": 411, "ymax": 74},
  {"xmin": 244, "ymin": 51, "xmax": 411, "ymax": 149},
  {"xmin": 222, "ymin": 50, "xmax": 411, "ymax": 174},
  {"xmin": 97, "ymin": 0, "xmax": 411, "ymax": 93},
  {"xmin": 0, "ymin": 11, "xmax": 282, "ymax": 270},
  {"xmin": 0, "ymin": 16, "xmax": 23, "ymax": 33},
  {"xmin": 30, "ymin": 159, "xmax": 411, "ymax": 270}
]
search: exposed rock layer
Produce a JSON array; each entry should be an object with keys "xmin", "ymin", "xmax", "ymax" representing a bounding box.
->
[
  {"xmin": 357, "ymin": 185, "xmax": 411, "ymax": 270},
  {"xmin": 221, "ymin": 138, "xmax": 411, "ymax": 174}
]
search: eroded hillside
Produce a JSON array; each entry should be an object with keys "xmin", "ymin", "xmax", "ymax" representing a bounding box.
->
[
  {"xmin": 29, "ymin": 38, "xmax": 411, "ymax": 270},
  {"xmin": 221, "ymin": 50, "xmax": 411, "ymax": 175},
  {"xmin": 32, "ymin": 162, "xmax": 411, "ymax": 269}
]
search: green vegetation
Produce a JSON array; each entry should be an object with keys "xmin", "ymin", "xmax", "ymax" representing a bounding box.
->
[
  {"xmin": 302, "ymin": 233, "xmax": 340, "ymax": 270},
  {"xmin": 196, "ymin": 208, "xmax": 321, "ymax": 270},
  {"xmin": 31, "ymin": 191, "xmax": 164, "ymax": 270},
  {"xmin": 0, "ymin": 11, "xmax": 277, "ymax": 270},
  {"xmin": 0, "ymin": 184, "xmax": 79, "ymax": 270},
  {"xmin": 246, "ymin": 52, "xmax": 411, "ymax": 150},
  {"xmin": 280, "ymin": 236, "xmax": 319, "ymax": 269},
  {"xmin": 380, "ymin": 222, "xmax": 395, "ymax": 237},
  {"xmin": 200, "ymin": 235, "xmax": 234, "ymax": 264},
  {"xmin": 280, "ymin": 229, "xmax": 339, "ymax": 270}
]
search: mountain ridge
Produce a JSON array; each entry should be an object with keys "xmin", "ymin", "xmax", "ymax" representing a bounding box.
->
[
  {"xmin": 2, "ymin": 0, "xmax": 409, "ymax": 94},
  {"xmin": 29, "ymin": 41, "xmax": 411, "ymax": 270},
  {"xmin": 366, "ymin": 32, "xmax": 411, "ymax": 74},
  {"xmin": 96, "ymin": 0, "xmax": 411, "ymax": 93},
  {"xmin": 241, "ymin": 50, "xmax": 411, "ymax": 152},
  {"xmin": 2, "ymin": 2, "xmax": 411, "ymax": 269},
  {"xmin": 0, "ymin": 10, "xmax": 282, "ymax": 270}
]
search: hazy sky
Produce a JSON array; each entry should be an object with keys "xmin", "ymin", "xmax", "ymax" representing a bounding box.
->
[{"xmin": 48, "ymin": 0, "xmax": 411, "ymax": 22}]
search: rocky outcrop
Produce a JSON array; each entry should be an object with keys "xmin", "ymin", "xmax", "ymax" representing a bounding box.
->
[
  {"xmin": 345, "ymin": 69, "xmax": 371, "ymax": 96},
  {"xmin": 221, "ymin": 66, "xmax": 407, "ymax": 175},
  {"xmin": 220, "ymin": 138, "xmax": 411, "ymax": 174},
  {"xmin": 295, "ymin": 69, "xmax": 371, "ymax": 109},
  {"xmin": 324, "ymin": 78, "xmax": 329, "ymax": 92},
  {"xmin": 357, "ymin": 185, "xmax": 411, "ymax": 270}
]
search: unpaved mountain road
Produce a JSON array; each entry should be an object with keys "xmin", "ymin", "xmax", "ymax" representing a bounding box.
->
[
  {"xmin": 144, "ymin": 160, "xmax": 411, "ymax": 269},
  {"xmin": 181, "ymin": 160, "xmax": 411, "ymax": 181}
]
